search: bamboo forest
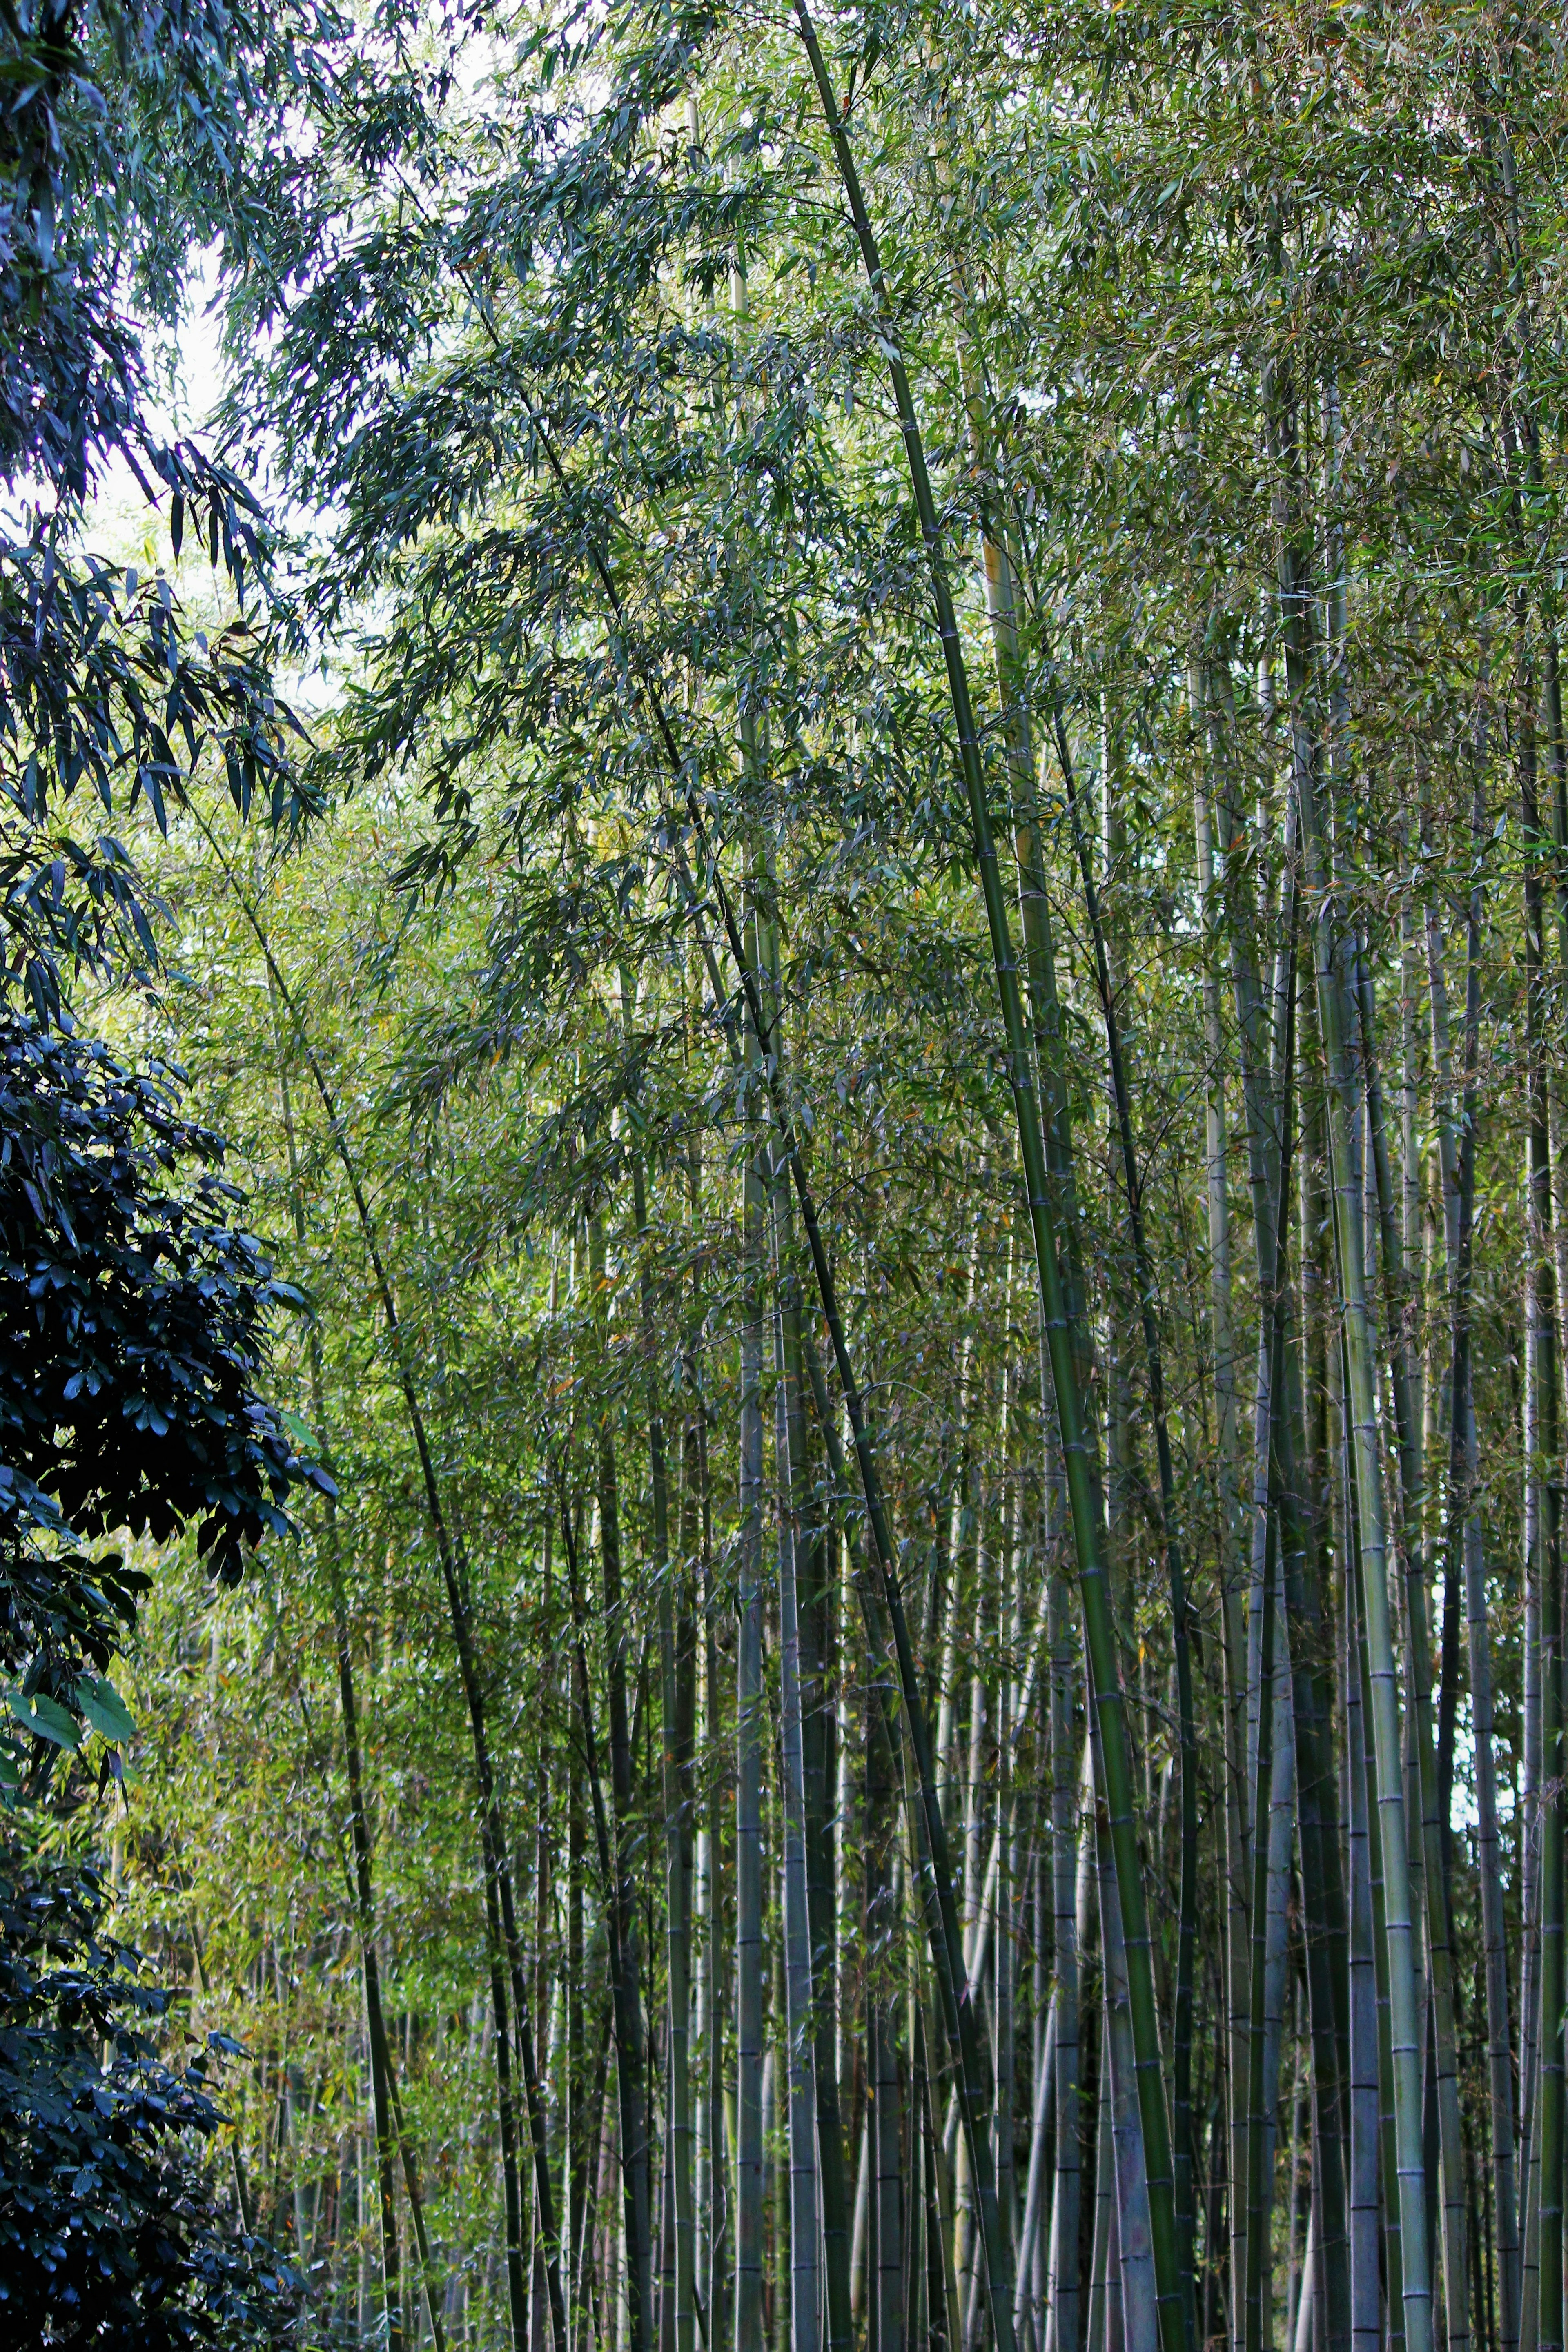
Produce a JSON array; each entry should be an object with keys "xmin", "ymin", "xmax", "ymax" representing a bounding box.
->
[{"xmin": 9, "ymin": 6, "xmax": 1568, "ymax": 2352}]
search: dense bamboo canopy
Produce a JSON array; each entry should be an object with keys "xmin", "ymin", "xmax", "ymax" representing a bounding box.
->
[{"xmin": 5, "ymin": 4, "xmax": 1568, "ymax": 2351}]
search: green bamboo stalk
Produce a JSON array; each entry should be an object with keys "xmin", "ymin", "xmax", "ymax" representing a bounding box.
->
[
  {"xmin": 1272, "ymin": 379, "xmax": 1434, "ymax": 2352},
  {"xmin": 227, "ymin": 839, "xmax": 555, "ymax": 2352},
  {"xmin": 561, "ymin": 1483, "xmax": 657, "ymax": 2352},
  {"xmin": 770, "ymin": 1188, "xmax": 822, "ymax": 2352},
  {"xmin": 516, "ymin": 333, "xmax": 1027, "ymax": 2352},
  {"xmin": 1351, "ymin": 1437, "xmax": 1408, "ymax": 2352},
  {"xmin": 1058, "ymin": 671, "xmax": 1199, "ymax": 2338},
  {"xmin": 1344, "ymin": 1508, "xmax": 1381, "ymax": 2352},
  {"xmin": 735, "ymin": 1057, "xmax": 767, "ymax": 2352},
  {"xmin": 585, "ymin": 1212, "xmax": 656, "ymax": 2352},
  {"xmin": 1042, "ymin": 1557, "xmax": 1082, "ymax": 2352},
  {"xmin": 1192, "ymin": 662, "xmax": 1256, "ymax": 2352},
  {"xmin": 790, "ymin": 21, "xmax": 1183, "ymax": 2348},
  {"xmin": 1245, "ymin": 924, "xmax": 1298, "ymax": 2352},
  {"xmin": 1091, "ymin": 1706, "xmax": 1159, "ymax": 2351},
  {"xmin": 1442, "ymin": 795, "xmax": 1519, "ymax": 2352},
  {"xmin": 272, "ymin": 1020, "xmax": 429, "ymax": 2352},
  {"xmin": 1225, "ymin": 808, "xmax": 1352, "ymax": 2352},
  {"xmin": 1352, "ymin": 940, "xmax": 1470, "ymax": 2352},
  {"xmin": 1272, "ymin": 1067, "xmax": 1352, "ymax": 2352},
  {"xmin": 1522, "ymin": 657, "xmax": 1564, "ymax": 2352},
  {"xmin": 626, "ymin": 1109, "xmax": 696, "ymax": 2352}
]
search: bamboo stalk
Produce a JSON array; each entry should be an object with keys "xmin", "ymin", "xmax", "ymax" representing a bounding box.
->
[
  {"xmin": 1193, "ymin": 658, "xmax": 1256, "ymax": 2352},
  {"xmin": 1443, "ymin": 775, "xmax": 1520, "ymax": 2352},
  {"xmin": 561, "ymin": 1471, "xmax": 654, "ymax": 2352},
  {"xmin": 627, "ymin": 1118, "xmax": 697, "ymax": 2352},
  {"xmin": 736, "ymin": 1070, "xmax": 767, "ymax": 2352},
  {"xmin": 771, "ymin": 1177, "xmax": 822, "ymax": 2352},
  {"xmin": 1274, "ymin": 372, "xmax": 1433, "ymax": 2352},
  {"xmin": 233, "ymin": 850, "xmax": 555, "ymax": 2352},
  {"xmin": 788, "ymin": 24, "xmax": 1183, "ymax": 2346},
  {"xmin": 1522, "ymin": 643, "xmax": 1564, "ymax": 2352}
]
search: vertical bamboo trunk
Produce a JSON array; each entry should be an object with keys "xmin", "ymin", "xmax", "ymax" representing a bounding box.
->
[
  {"xmin": 628, "ymin": 1122, "xmax": 696, "ymax": 2352},
  {"xmin": 1328, "ymin": 371, "xmax": 1467, "ymax": 2352},
  {"xmin": 1256, "ymin": 1564, "xmax": 1299, "ymax": 2352},
  {"xmin": 771, "ymin": 1174, "xmax": 822, "ymax": 2352},
  {"xmin": 702, "ymin": 1530, "xmax": 732, "ymax": 2352},
  {"xmin": 994, "ymin": 1448, "xmax": 1017, "ymax": 2317},
  {"xmin": 1353, "ymin": 946, "xmax": 1470, "ymax": 2352},
  {"xmin": 759, "ymin": 902, "xmax": 853, "ymax": 2352},
  {"xmin": 804, "ymin": 1507, "xmax": 853, "ymax": 2352},
  {"xmin": 865, "ymin": 1604, "xmax": 900, "ymax": 2352},
  {"xmin": 1274, "ymin": 373, "xmax": 1433, "ymax": 2352},
  {"xmin": 1214, "ymin": 657, "xmax": 1285, "ymax": 2352},
  {"xmin": 684, "ymin": 1103, "xmax": 731, "ymax": 2352},
  {"xmin": 791, "ymin": 31, "xmax": 1181, "ymax": 2348},
  {"xmin": 1043, "ymin": 1560, "xmax": 1081, "ymax": 2352},
  {"xmin": 586, "ymin": 1213, "xmax": 655, "ymax": 2352},
  {"xmin": 1346, "ymin": 1528, "xmax": 1381, "ymax": 2352},
  {"xmin": 873, "ymin": 1962, "xmax": 904, "ymax": 2352},
  {"xmin": 273, "ymin": 1030, "xmax": 443, "ymax": 2352},
  {"xmin": 1194, "ymin": 657, "xmax": 1256, "ymax": 2352},
  {"xmin": 569, "ymin": 1740, "xmax": 589, "ymax": 2352},
  {"xmin": 1278, "ymin": 1066, "xmax": 1354, "ymax": 2352},
  {"xmin": 736, "ymin": 1091, "xmax": 767, "ymax": 2352},
  {"xmin": 1522, "ymin": 1292, "xmax": 1543, "ymax": 2352},
  {"xmin": 1350, "ymin": 1426, "xmax": 1407, "ymax": 2352},
  {"xmin": 1523, "ymin": 657, "xmax": 1565, "ymax": 2352},
  {"xmin": 1092, "ymin": 1710, "xmax": 1159, "ymax": 2352},
  {"xmin": 1444, "ymin": 781, "xmax": 1520, "ymax": 2352},
  {"xmin": 1061, "ymin": 664, "xmax": 1198, "ymax": 2338},
  {"xmin": 1245, "ymin": 1275, "xmax": 1289, "ymax": 2352},
  {"xmin": 250, "ymin": 923, "xmax": 555, "ymax": 2352}
]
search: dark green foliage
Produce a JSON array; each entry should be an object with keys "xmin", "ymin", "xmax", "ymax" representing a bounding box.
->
[
  {"xmin": 0, "ymin": 1010, "xmax": 331, "ymax": 1778},
  {"xmin": 0, "ymin": 1844, "xmax": 298, "ymax": 2348}
]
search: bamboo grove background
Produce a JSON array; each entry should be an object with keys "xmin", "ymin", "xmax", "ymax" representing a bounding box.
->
[{"xmin": 90, "ymin": 5, "xmax": 1568, "ymax": 2352}]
